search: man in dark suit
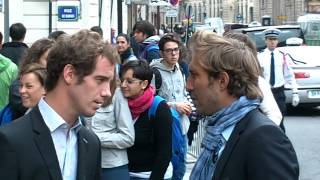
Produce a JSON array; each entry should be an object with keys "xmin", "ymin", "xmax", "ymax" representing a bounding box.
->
[
  {"xmin": 0, "ymin": 29, "xmax": 118, "ymax": 180},
  {"xmin": 186, "ymin": 30, "xmax": 299, "ymax": 180}
]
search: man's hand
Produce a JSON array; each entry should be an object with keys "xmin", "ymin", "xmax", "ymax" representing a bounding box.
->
[
  {"xmin": 292, "ymin": 93, "xmax": 299, "ymax": 107},
  {"xmin": 175, "ymin": 102, "xmax": 192, "ymax": 115}
]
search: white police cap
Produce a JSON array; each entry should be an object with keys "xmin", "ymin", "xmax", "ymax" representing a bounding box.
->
[{"xmin": 263, "ymin": 28, "xmax": 281, "ymax": 38}]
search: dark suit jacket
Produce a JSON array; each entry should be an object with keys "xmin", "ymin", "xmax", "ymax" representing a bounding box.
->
[
  {"xmin": 0, "ymin": 106, "xmax": 101, "ymax": 180},
  {"xmin": 213, "ymin": 109, "xmax": 299, "ymax": 180}
]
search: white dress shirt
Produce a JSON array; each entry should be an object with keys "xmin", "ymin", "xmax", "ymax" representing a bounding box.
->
[
  {"xmin": 258, "ymin": 48, "xmax": 298, "ymax": 92},
  {"xmin": 38, "ymin": 98, "xmax": 82, "ymax": 180}
]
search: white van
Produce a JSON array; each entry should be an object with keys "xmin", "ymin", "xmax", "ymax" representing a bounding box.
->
[{"xmin": 204, "ymin": 17, "xmax": 224, "ymax": 36}]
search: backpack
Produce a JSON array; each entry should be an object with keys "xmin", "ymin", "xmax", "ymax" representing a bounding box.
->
[
  {"xmin": 152, "ymin": 66, "xmax": 186, "ymax": 95},
  {"xmin": 152, "ymin": 66, "xmax": 203, "ymax": 146},
  {"xmin": 0, "ymin": 104, "xmax": 14, "ymax": 126},
  {"xmin": 148, "ymin": 95, "xmax": 187, "ymax": 169},
  {"xmin": 140, "ymin": 43, "xmax": 160, "ymax": 63}
]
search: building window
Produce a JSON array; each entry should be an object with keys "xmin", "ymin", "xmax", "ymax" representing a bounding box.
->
[
  {"xmin": 285, "ymin": 0, "xmax": 292, "ymax": 7},
  {"xmin": 261, "ymin": 0, "xmax": 266, "ymax": 10}
]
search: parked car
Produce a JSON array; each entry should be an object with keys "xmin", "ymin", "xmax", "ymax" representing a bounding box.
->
[
  {"xmin": 232, "ymin": 25, "xmax": 305, "ymax": 51},
  {"xmin": 224, "ymin": 23, "xmax": 248, "ymax": 30},
  {"xmin": 248, "ymin": 21, "xmax": 262, "ymax": 27},
  {"xmin": 278, "ymin": 46, "xmax": 320, "ymax": 108}
]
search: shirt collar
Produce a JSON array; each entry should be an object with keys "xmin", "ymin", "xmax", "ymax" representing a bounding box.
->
[
  {"xmin": 38, "ymin": 98, "xmax": 82, "ymax": 133},
  {"xmin": 265, "ymin": 48, "xmax": 274, "ymax": 53},
  {"xmin": 221, "ymin": 124, "xmax": 235, "ymax": 142}
]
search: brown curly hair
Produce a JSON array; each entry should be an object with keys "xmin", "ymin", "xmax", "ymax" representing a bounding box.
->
[
  {"xmin": 45, "ymin": 29, "xmax": 120, "ymax": 92},
  {"xmin": 20, "ymin": 38, "xmax": 55, "ymax": 68}
]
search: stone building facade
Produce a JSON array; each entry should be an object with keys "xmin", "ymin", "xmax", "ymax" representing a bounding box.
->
[
  {"xmin": 253, "ymin": 0, "xmax": 305, "ymax": 25},
  {"xmin": 163, "ymin": 0, "xmax": 308, "ymax": 25}
]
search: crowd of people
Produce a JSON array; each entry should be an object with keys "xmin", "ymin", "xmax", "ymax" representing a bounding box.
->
[{"xmin": 0, "ymin": 20, "xmax": 300, "ymax": 180}]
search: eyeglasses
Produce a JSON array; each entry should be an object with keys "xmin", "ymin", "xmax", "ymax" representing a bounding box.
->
[
  {"xmin": 163, "ymin": 47, "xmax": 180, "ymax": 54},
  {"xmin": 120, "ymin": 78, "xmax": 142, "ymax": 85}
]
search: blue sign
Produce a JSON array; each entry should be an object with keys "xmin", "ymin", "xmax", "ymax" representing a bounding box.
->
[
  {"xmin": 237, "ymin": 14, "xmax": 243, "ymax": 21},
  {"xmin": 58, "ymin": 6, "xmax": 78, "ymax": 21}
]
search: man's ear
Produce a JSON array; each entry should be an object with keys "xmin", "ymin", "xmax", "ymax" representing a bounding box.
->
[
  {"xmin": 217, "ymin": 72, "xmax": 229, "ymax": 90},
  {"xmin": 63, "ymin": 64, "xmax": 76, "ymax": 85},
  {"xmin": 208, "ymin": 72, "xmax": 229, "ymax": 90}
]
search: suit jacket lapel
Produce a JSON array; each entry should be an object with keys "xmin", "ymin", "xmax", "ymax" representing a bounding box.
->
[
  {"xmin": 77, "ymin": 127, "xmax": 89, "ymax": 180},
  {"xmin": 31, "ymin": 107, "xmax": 63, "ymax": 180},
  {"xmin": 213, "ymin": 110, "xmax": 255, "ymax": 180}
]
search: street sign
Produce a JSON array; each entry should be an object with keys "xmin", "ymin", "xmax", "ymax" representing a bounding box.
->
[
  {"xmin": 166, "ymin": 9, "xmax": 178, "ymax": 17},
  {"xmin": 58, "ymin": 6, "xmax": 78, "ymax": 21},
  {"xmin": 277, "ymin": 15, "xmax": 288, "ymax": 20},
  {"xmin": 236, "ymin": 14, "xmax": 243, "ymax": 21}
]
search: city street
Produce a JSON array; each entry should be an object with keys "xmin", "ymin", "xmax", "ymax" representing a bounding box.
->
[
  {"xmin": 286, "ymin": 107, "xmax": 320, "ymax": 180},
  {"xmin": 184, "ymin": 107, "xmax": 320, "ymax": 180}
]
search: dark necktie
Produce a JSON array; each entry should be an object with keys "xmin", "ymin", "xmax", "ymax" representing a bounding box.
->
[{"xmin": 270, "ymin": 52, "xmax": 275, "ymax": 86}]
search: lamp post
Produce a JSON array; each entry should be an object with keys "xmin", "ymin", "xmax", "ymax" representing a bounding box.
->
[
  {"xmin": 49, "ymin": 0, "xmax": 52, "ymax": 34},
  {"xmin": 4, "ymin": 0, "xmax": 9, "ymax": 42},
  {"xmin": 117, "ymin": 0, "xmax": 122, "ymax": 33}
]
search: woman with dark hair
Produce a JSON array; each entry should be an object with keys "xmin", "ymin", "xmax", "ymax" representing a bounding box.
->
[
  {"xmin": 20, "ymin": 38, "xmax": 55, "ymax": 68},
  {"xmin": 116, "ymin": 33, "xmax": 137, "ymax": 64},
  {"xmin": 120, "ymin": 60, "xmax": 172, "ymax": 180}
]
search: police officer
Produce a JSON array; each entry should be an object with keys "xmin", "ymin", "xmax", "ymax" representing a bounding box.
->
[{"xmin": 258, "ymin": 28, "xmax": 299, "ymax": 132}]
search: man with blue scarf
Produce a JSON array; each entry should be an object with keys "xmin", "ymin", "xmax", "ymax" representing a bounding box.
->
[{"xmin": 186, "ymin": 30, "xmax": 299, "ymax": 180}]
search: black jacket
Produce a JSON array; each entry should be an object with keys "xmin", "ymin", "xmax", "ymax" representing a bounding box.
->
[
  {"xmin": 213, "ymin": 109, "xmax": 299, "ymax": 180},
  {"xmin": 128, "ymin": 101, "xmax": 172, "ymax": 180},
  {"xmin": 0, "ymin": 106, "xmax": 101, "ymax": 180},
  {"xmin": 0, "ymin": 42, "xmax": 28, "ymax": 65}
]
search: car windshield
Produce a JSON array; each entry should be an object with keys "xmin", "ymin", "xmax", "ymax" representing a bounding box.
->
[{"xmin": 278, "ymin": 47, "xmax": 320, "ymax": 66}]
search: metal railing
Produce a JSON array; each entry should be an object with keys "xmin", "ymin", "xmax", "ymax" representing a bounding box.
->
[{"xmin": 187, "ymin": 119, "xmax": 206, "ymax": 159}]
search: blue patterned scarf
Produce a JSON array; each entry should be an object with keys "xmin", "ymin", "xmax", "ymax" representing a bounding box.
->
[{"xmin": 190, "ymin": 96, "xmax": 260, "ymax": 180}]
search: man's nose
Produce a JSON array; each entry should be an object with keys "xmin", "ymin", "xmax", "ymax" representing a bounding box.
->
[
  {"xmin": 186, "ymin": 78, "xmax": 193, "ymax": 91},
  {"xmin": 101, "ymin": 83, "xmax": 111, "ymax": 98}
]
